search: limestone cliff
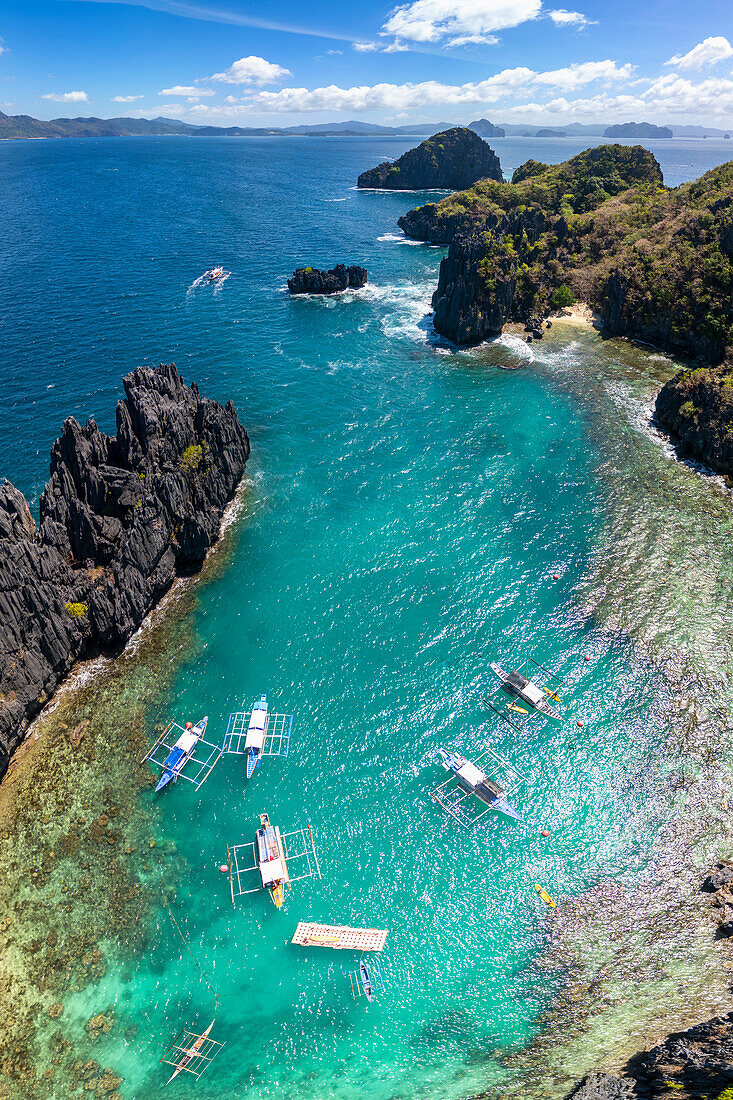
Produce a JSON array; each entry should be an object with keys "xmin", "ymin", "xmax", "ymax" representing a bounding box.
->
[
  {"xmin": 288, "ymin": 264, "xmax": 367, "ymax": 294},
  {"xmin": 0, "ymin": 363, "xmax": 249, "ymax": 778},
  {"xmin": 654, "ymin": 362, "xmax": 733, "ymax": 478},
  {"xmin": 357, "ymin": 127, "xmax": 502, "ymax": 191}
]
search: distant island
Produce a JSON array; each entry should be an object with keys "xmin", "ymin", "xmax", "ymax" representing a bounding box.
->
[
  {"xmin": 0, "ymin": 110, "xmax": 463, "ymax": 141},
  {"xmin": 535, "ymin": 128, "xmax": 566, "ymax": 138},
  {"xmin": 468, "ymin": 118, "xmax": 506, "ymax": 139},
  {"xmin": 604, "ymin": 122, "xmax": 673, "ymax": 138}
]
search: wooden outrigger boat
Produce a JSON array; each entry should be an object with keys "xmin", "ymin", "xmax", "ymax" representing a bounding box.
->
[
  {"xmin": 155, "ymin": 717, "xmax": 208, "ymax": 792},
  {"xmin": 244, "ymin": 695, "xmax": 268, "ymax": 779},
  {"xmin": 359, "ymin": 959, "xmax": 374, "ymax": 1002},
  {"xmin": 437, "ymin": 749, "xmax": 522, "ymax": 821},
  {"xmin": 256, "ymin": 813, "xmax": 288, "ymax": 908},
  {"xmin": 165, "ymin": 1019, "xmax": 215, "ymax": 1084},
  {"xmin": 490, "ymin": 662, "xmax": 562, "ymax": 722}
]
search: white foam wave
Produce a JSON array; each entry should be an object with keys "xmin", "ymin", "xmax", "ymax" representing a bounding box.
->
[
  {"xmin": 492, "ymin": 333, "xmax": 536, "ymax": 363},
  {"xmin": 351, "ymin": 185, "xmax": 452, "ymax": 194},
  {"xmin": 377, "ymin": 232, "xmax": 425, "ymax": 246}
]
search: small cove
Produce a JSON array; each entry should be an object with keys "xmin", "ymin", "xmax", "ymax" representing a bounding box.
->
[{"xmin": 1, "ymin": 135, "xmax": 733, "ymax": 1098}]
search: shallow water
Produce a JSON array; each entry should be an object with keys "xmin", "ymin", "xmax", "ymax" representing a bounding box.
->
[{"xmin": 1, "ymin": 136, "xmax": 733, "ymax": 1099}]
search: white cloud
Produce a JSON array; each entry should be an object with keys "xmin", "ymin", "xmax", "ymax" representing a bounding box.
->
[
  {"xmin": 326, "ymin": 49, "xmax": 343, "ymax": 55},
  {"xmin": 160, "ymin": 85, "xmax": 216, "ymax": 101},
  {"xmin": 665, "ymin": 36, "xmax": 733, "ymax": 72},
  {"xmin": 533, "ymin": 60, "xmax": 634, "ymax": 89},
  {"xmin": 188, "ymin": 60, "xmax": 632, "ymax": 116},
  {"xmin": 41, "ymin": 91, "xmax": 89, "ymax": 103},
  {"xmin": 381, "ymin": 0, "xmax": 542, "ymax": 45},
  {"xmin": 130, "ymin": 103, "xmax": 183, "ymax": 118},
  {"xmin": 547, "ymin": 9, "xmax": 596, "ymax": 29},
  {"xmin": 353, "ymin": 42, "xmax": 379, "ymax": 52},
  {"xmin": 208, "ymin": 55, "xmax": 291, "ymax": 85},
  {"xmin": 111, "ymin": 94, "xmax": 143, "ymax": 102},
  {"xmin": 445, "ymin": 33, "xmax": 500, "ymax": 47}
]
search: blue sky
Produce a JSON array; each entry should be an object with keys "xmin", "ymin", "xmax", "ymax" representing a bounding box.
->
[{"xmin": 2, "ymin": 0, "xmax": 732, "ymax": 125}]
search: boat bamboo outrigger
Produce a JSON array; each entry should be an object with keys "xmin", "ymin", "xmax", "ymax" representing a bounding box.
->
[
  {"xmin": 221, "ymin": 695, "xmax": 293, "ymax": 780},
  {"xmin": 430, "ymin": 745, "xmax": 527, "ymax": 829},
  {"xmin": 227, "ymin": 817, "xmax": 320, "ymax": 907},
  {"xmin": 489, "ymin": 656, "xmax": 565, "ymax": 724},
  {"xmin": 347, "ymin": 957, "xmax": 389, "ymax": 1002},
  {"xmin": 160, "ymin": 1022, "xmax": 224, "ymax": 1084},
  {"xmin": 143, "ymin": 717, "xmax": 222, "ymax": 792}
]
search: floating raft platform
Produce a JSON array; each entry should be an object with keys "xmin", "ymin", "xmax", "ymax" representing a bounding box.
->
[{"xmin": 292, "ymin": 922, "xmax": 388, "ymax": 952}]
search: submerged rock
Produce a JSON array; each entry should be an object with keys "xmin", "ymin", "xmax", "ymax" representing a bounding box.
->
[
  {"xmin": 287, "ymin": 264, "xmax": 367, "ymax": 294},
  {"xmin": 0, "ymin": 363, "xmax": 249, "ymax": 779},
  {"xmin": 357, "ymin": 127, "xmax": 502, "ymax": 191}
]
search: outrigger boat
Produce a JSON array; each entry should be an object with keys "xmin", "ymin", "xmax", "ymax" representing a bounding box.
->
[
  {"xmin": 155, "ymin": 717, "xmax": 208, "ymax": 792},
  {"xmin": 244, "ymin": 695, "xmax": 268, "ymax": 779},
  {"xmin": 437, "ymin": 748, "xmax": 522, "ymax": 821},
  {"xmin": 165, "ymin": 1019, "xmax": 215, "ymax": 1085},
  {"xmin": 256, "ymin": 813, "xmax": 287, "ymax": 908},
  {"xmin": 490, "ymin": 662, "xmax": 562, "ymax": 722},
  {"xmin": 359, "ymin": 959, "xmax": 375, "ymax": 1003}
]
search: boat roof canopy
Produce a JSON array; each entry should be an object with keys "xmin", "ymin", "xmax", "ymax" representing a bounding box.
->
[
  {"xmin": 174, "ymin": 730, "xmax": 198, "ymax": 753},
  {"xmin": 260, "ymin": 857, "xmax": 284, "ymax": 885},
  {"xmin": 457, "ymin": 761, "xmax": 485, "ymax": 787},
  {"xmin": 522, "ymin": 681, "xmax": 545, "ymax": 705}
]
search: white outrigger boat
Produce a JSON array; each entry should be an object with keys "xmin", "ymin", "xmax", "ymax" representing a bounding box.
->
[
  {"xmin": 437, "ymin": 749, "xmax": 522, "ymax": 822},
  {"xmin": 490, "ymin": 662, "xmax": 562, "ymax": 722},
  {"xmin": 166, "ymin": 1020, "xmax": 215, "ymax": 1084},
  {"xmin": 244, "ymin": 695, "xmax": 268, "ymax": 779},
  {"xmin": 155, "ymin": 717, "xmax": 208, "ymax": 792}
]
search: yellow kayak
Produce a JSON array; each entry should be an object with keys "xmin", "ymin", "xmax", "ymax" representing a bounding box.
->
[
  {"xmin": 507, "ymin": 702, "xmax": 529, "ymax": 715},
  {"xmin": 534, "ymin": 883, "xmax": 556, "ymax": 908}
]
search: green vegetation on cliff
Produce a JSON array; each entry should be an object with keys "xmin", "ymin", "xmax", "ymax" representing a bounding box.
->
[{"xmin": 403, "ymin": 145, "xmax": 733, "ymax": 364}]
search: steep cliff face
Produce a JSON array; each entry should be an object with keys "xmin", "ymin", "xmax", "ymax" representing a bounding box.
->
[
  {"xmin": 0, "ymin": 363, "xmax": 249, "ymax": 779},
  {"xmin": 357, "ymin": 127, "xmax": 503, "ymax": 191},
  {"xmin": 654, "ymin": 363, "xmax": 733, "ymax": 477},
  {"xmin": 408, "ymin": 148, "xmax": 732, "ymax": 359}
]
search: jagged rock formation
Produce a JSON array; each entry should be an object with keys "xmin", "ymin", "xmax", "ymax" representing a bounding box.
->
[
  {"xmin": 468, "ymin": 118, "xmax": 506, "ymax": 139},
  {"xmin": 567, "ymin": 1013, "xmax": 733, "ymax": 1099},
  {"xmin": 702, "ymin": 859, "xmax": 733, "ymax": 933},
  {"xmin": 604, "ymin": 122, "xmax": 672, "ymax": 138},
  {"xmin": 287, "ymin": 264, "xmax": 367, "ymax": 294},
  {"xmin": 399, "ymin": 147, "xmax": 733, "ymax": 359},
  {"xmin": 0, "ymin": 363, "xmax": 249, "ymax": 779},
  {"xmin": 357, "ymin": 127, "xmax": 502, "ymax": 191},
  {"xmin": 654, "ymin": 363, "xmax": 733, "ymax": 478}
]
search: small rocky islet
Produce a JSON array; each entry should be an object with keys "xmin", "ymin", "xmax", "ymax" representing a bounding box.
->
[
  {"xmin": 0, "ymin": 362, "xmax": 249, "ymax": 780},
  {"xmin": 287, "ymin": 263, "xmax": 367, "ymax": 294},
  {"xmin": 357, "ymin": 126, "xmax": 502, "ymax": 190}
]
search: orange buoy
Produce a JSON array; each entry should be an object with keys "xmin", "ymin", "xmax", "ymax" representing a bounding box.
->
[
  {"xmin": 541, "ymin": 829, "xmax": 549, "ymax": 837},
  {"xmin": 219, "ymin": 864, "xmax": 228, "ymax": 873},
  {"xmin": 584, "ymin": 654, "xmax": 591, "ymax": 661},
  {"xmin": 553, "ymin": 574, "xmax": 560, "ymax": 580},
  {"xmin": 577, "ymin": 720, "xmax": 583, "ymax": 728}
]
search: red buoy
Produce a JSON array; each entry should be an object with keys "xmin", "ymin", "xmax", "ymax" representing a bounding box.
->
[
  {"xmin": 584, "ymin": 654, "xmax": 591, "ymax": 661},
  {"xmin": 541, "ymin": 829, "xmax": 549, "ymax": 837},
  {"xmin": 577, "ymin": 720, "xmax": 584, "ymax": 728},
  {"xmin": 219, "ymin": 864, "xmax": 228, "ymax": 873},
  {"xmin": 553, "ymin": 574, "xmax": 560, "ymax": 580}
]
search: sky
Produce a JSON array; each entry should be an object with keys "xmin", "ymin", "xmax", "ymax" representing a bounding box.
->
[{"xmin": 1, "ymin": 0, "xmax": 733, "ymax": 126}]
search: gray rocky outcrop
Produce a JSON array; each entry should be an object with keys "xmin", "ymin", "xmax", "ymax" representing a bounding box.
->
[
  {"xmin": 566, "ymin": 1012, "xmax": 733, "ymax": 1099},
  {"xmin": 287, "ymin": 264, "xmax": 367, "ymax": 294},
  {"xmin": 357, "ymin": 127, "xmax": 502, "ymax": 191},
  {"xmin": 654, "ymin": 362, "xmax": 733, "ymax": 478},
  {"xmin": 0, "ymin": 363, "xmax": 249, "ymax": 779}
]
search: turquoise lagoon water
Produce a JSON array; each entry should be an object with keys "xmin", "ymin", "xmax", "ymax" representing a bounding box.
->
[{"xmin": 2, "ymin": 135, "xmax": 733, "ymax": 1099}]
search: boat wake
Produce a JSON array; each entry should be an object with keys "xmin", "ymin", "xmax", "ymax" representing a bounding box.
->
[{"xmin": 188, "ymin": 267, "xmax": 231, "ymax": 294}]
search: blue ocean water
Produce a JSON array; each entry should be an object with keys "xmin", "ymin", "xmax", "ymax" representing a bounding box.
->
[{"xmin": 2, "ymin": 134, "xmax": 732, "ymax": 1099}]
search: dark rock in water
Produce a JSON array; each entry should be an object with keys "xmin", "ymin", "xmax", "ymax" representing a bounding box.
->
[
  {"xmin": 566, "ymin": 1012, "xmax": 733, "ymax": 1098},
  {"xmin": 702, "ymin": 860, "xmax": 733, "ymax": 893},
  {"xmin": 655, "ymin": 364, "xmax": 733, "ymax": 479},
  {"xmin": 287, "ymin": 264, "xmax": 367, "ymax": 294},
  {"xmin": 357, "ymin": 127, "xmax": 502, "ymax": 191},
  {"xmin": 0, "ymin": 363, "xmax": 249, "ymax": 780}
]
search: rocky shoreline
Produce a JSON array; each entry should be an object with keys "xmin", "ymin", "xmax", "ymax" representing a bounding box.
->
[{"xmin": 0, "ymin": 363, "xmax": 249, "ymax": 781}]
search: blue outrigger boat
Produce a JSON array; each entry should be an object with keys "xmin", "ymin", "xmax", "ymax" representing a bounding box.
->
[
  {"xmin": 437, "ymin": 749, "xmax": 522, "ymax": 821},
  {"xmin": 359, "ymin": 960, "xmax": 374, "ymax": 1003},
  {"xmin": 155, "ymin": 717, "xmax": 208, "ymax": 792},
  {"xmin": 244, "ymin": 696, "xmax": 268, "ymax": 779}
]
